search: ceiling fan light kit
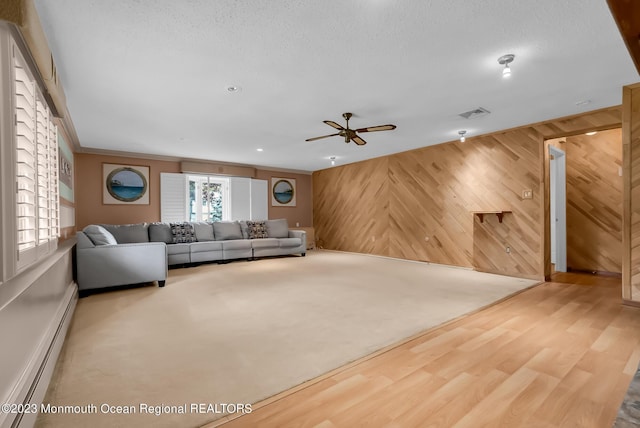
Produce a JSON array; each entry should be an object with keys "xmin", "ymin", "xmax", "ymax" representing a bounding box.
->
[
  {"xmin": 305, "ymin": 112, "xmax": 397, "ymax": 146},
  {"xmin": 498, "ymin": 54, "xmax": 515, "ymax": 78}
]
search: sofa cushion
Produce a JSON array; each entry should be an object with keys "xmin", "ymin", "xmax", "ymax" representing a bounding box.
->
[
  {"xmin": 279, "ymin": 237, "xmax": 302, "ymax": 248},
  {"xmin": 221, "ymin": 239, "xmax": 252, "ymax": 250},
  {"xmin": 190, "ymin": 241, "xmax": 223, "ymax": 253},
  {"xmin": 83, "ymin": 225, "xmax": 118, "ymax": 246},
  {"xmin": 266, "ymin": 219, "xmax": 289, "ymax": 238},
  {"xmin": 214, "ymin": 221, "xmax": 243, "ymax": 240},
  {"xmin": 149, "ymin": 222, "xmax": 173, "ymax": 244},
  {"xmin": 170, "ymin": 222, "xmax": 197, "ymax": 243},
  {"xmin": 251, "ymin": 238, "xmax": 279, "ymax": 249},
  {"xmin": 167, "ymin": 243, "xmax": 191, "ymax": 255},
  {"xmin": 246, "ymin": 220, "xmax": 268, "ymax": 239},
  {"xmin": 191, "ymin": 222, "xmax": 215, "ymax": 241},
  {"xmin": 101, "ymin": 223, "xmax": 150, "ymax": 243}
]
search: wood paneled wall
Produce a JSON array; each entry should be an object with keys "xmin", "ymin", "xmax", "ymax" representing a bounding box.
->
[
  {"xmin": 623, "ymin": 83, "xmax": 640, "ymax": 301},
  {"xmin": 313, "ymin": 157, "xmax": 389, "ymax": 256},
  {"xmin": 313, "ymin": 107, "xmax": 622, "ymax": 280},
  {"xmin": 565, "ymin": 129, "xmax": 622, "ymax": 273}
]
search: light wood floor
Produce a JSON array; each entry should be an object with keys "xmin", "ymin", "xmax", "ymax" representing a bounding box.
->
[{"xmin": 211, "ymin": 273, "xmax": 640, "ymax": 428}]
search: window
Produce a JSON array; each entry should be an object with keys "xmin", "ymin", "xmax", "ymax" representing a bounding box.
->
[
  {"xmin": 188, "ymin": 175, "xmax": 229, "ymax": 222},
  {"xmin": 160, "ymin": 173, "xmax": 267, "ymax": 223},
  {"xmin": 14, "ymin": 46, "xmax": 59, "ymax": 270}
]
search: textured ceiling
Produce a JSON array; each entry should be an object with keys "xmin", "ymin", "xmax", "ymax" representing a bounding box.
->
[{"xmin": 33, "ymin": 0, "xmax": 639, "ymax": 172}]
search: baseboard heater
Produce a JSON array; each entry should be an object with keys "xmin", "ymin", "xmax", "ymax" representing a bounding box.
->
[{"xmin": 8, "ymin": 285, "xmax": 77, "ymax": 428}]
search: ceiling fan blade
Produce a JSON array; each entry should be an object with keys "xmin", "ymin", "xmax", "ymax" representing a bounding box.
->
[
  {"xmin": 352, "ymin": 135, "xmax": 368, "ymax": 146},
  {"xmin": 324, "ymin": 120, "xmax": 345, "ymax": 130},
  {"xmin": 305, "ymin": 132, "xmax": 341, "ymax": 142},
  {"xmin": 355, "ymin": 124, "xmax": 397, "ymax": 133}
]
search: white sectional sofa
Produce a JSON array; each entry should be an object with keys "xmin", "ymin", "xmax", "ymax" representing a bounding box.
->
[{"xmin": 75, "ymin": 219, "xmax": 306, "ymax": 293}]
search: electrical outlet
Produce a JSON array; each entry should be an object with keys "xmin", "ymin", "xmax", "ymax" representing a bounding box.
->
[
  {"xmin": 522, "ymin": 189, "xmax": 533, "ymax": 199},
  {"xmin": 506, "ymin": 246, "xmax": 511, "ymax": 254},
  {"xmin": 296, "ymin": 222, "xmax": 300, "ymax": 227}
]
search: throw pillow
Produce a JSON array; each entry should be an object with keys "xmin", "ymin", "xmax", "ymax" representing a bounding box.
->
[
  {"xmin": 83, "ymin": 225, "xmax": 118, "ymax": 246},
  {"xmin": 170, "ymin": 222, "xmax": 197, "ymax": 243},
  {"xmin": 266, "ymin": 218, "xmax": 289, "ymax": 238},
  {"xmin": 101, "ymin": 223, "xmax": 150, "ymax": 243},
  {"xmin": 149, "ymin": 223, "xmax": 173, "ymax": 244},
  {"xmin": 246, "ymin": 220, "xmax": 268, "ymax": 239},
  {"xmin": 191, "ymin": 222, "xmax": 215, "ymax": 241},
  {"xmin": 213, "ymin": 221, "xmax": 243, "ymax": 241}
]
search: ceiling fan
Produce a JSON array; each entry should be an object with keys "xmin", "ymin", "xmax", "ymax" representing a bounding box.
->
[{"xmin": 305, "ymin": 112, "xmax": 396, "ymax": 146}]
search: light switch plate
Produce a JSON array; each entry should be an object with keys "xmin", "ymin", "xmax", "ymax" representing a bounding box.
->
[{"xmin": 522, "ymin": 189, "xmax": 533, "ymax": 199}]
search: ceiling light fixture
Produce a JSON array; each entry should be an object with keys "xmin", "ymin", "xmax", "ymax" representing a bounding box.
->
[
  {"xmin": 585, "ymin": 131, "xmax": 597, "ymax": 136},
  {"xmin": 330, "ymin": 156, "xmax": 336, "ymax": 166},
  {"xmin": 226, "ymin": 85, "xmax": 241, "ymax": 92},
  {"xmin": 458, "ymin": 130, "xmax": 467, "ymax": 142},
  {"xmin": 257, "ymin": 148, "xmax": 263, "ymax": 152},
  {"xmin": 498, "ymin": 54, "xmax": 515, "ymax": 78}
]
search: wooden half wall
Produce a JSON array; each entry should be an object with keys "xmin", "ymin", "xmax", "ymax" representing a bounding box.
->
[{"xmin": 313, "ymin": 107, "xmax": 622, "ymax": 280}]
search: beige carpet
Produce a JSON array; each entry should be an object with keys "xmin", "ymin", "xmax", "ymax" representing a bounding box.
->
[{"xmin": 37, "ymin": 250, "xmax": 538, "ymax": 428}]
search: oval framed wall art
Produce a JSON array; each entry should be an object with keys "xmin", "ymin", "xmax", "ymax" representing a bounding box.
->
[
  {"xmin": 271, "ymin": 177, "xmax": 296, "ymax": 206},
  {"xmin": 103, "ymin": 163, "xmax": 150, "ymax": 205}
]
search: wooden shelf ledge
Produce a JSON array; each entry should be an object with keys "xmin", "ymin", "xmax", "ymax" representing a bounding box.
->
[{"xmin": 471, "ymin": 210, "xmax": 512, "ymax": 223}]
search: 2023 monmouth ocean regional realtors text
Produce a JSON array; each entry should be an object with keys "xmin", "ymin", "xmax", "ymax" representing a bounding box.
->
[{"xmin": 1, "ymin": 402, "xmax": 252, "ymax": 416}]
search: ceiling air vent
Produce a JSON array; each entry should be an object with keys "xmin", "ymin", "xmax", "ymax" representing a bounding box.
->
[{"xmin": 459, "ymin": 107, "xmax": 491, "ymax": 120}]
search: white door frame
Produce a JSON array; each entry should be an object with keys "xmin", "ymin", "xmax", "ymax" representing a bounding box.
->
[{"xmin": 549, "ymin": 145, "xmax": 567, "ymax": 272}]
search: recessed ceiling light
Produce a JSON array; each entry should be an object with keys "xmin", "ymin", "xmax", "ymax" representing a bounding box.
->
[
  {"xmin": 226, "ymin": 85, "xmax": 241, "ymax": 93},
  {"xmin": 256, "ymin": 148, "xmax": 263, "ymax": 152},
  {"xmin": 330, "ymin": 156, "xmax": 336, "ymax": 166},
  {"xmin": 458, "ymin": 130, "xmax": 467, "ymax": 142},
  {"xmin": 585, "ymin": 131, "xmax": 597, "ymax": 136}
]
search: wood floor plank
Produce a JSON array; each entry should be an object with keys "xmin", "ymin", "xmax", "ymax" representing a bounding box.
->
[
  {"xmin": 214, "ymin": 273, "xmax": 640, "ymax": 428},
  {"xmin": 325, "ymin": 369, "xmax": 435, "ymax": 427},
  {"xmin": 418, "ymin": 369, "xmax": 509, "ymax": 428},
  {"xmin": 452, "ymin": 367, "xmax": 539, "ymax": 427},
  {"xmin": 534, "ymin": 368, "xmax": 593, "ymax": 426},
  {"xmin": 494, "ymin": 372, "xmax": 560, "ymax": 428}
]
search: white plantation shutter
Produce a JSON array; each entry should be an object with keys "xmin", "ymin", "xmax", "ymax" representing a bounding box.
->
[
  {"xmin": 229, "ymin": 177, "xmax": 250, "ymax": 221},
  {"xmin": 15, "ymin": 59, "xmax": 37, "ymax": 254},
  {"xmin": 49, "ymin": 125, "xmax": 59, "ymax": 239},
  {"xmin": 250, "ymin": 179, "xmax": 268, "ymax": 220},
  {"xmin": 160, "ymin": 173, "xmax": 188, "ymax": 222},
  {"xmin": 36, "ymin": 98, "xmax": 50, "ymax": 244},
  {"xmin": 14, "ymin": 49, "xmax": 59, "ymax": 269}
]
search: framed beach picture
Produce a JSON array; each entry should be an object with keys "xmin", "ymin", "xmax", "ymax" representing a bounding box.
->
[
  {"xmin": 271, "ymin": 177, "xmax": 296, "ymax": 207},
  {"xmin": 103, "ymin": 163, "xmax": 150, "ymax": 205}
]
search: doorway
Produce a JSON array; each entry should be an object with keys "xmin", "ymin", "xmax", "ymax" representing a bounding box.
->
[
  {"xmin": 544, "ymin": 128, "xmax": 623, "ymax": 278},
  {"xmin": 549, "ymin": 145, "xmax": 567, "ymax": 272}
]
